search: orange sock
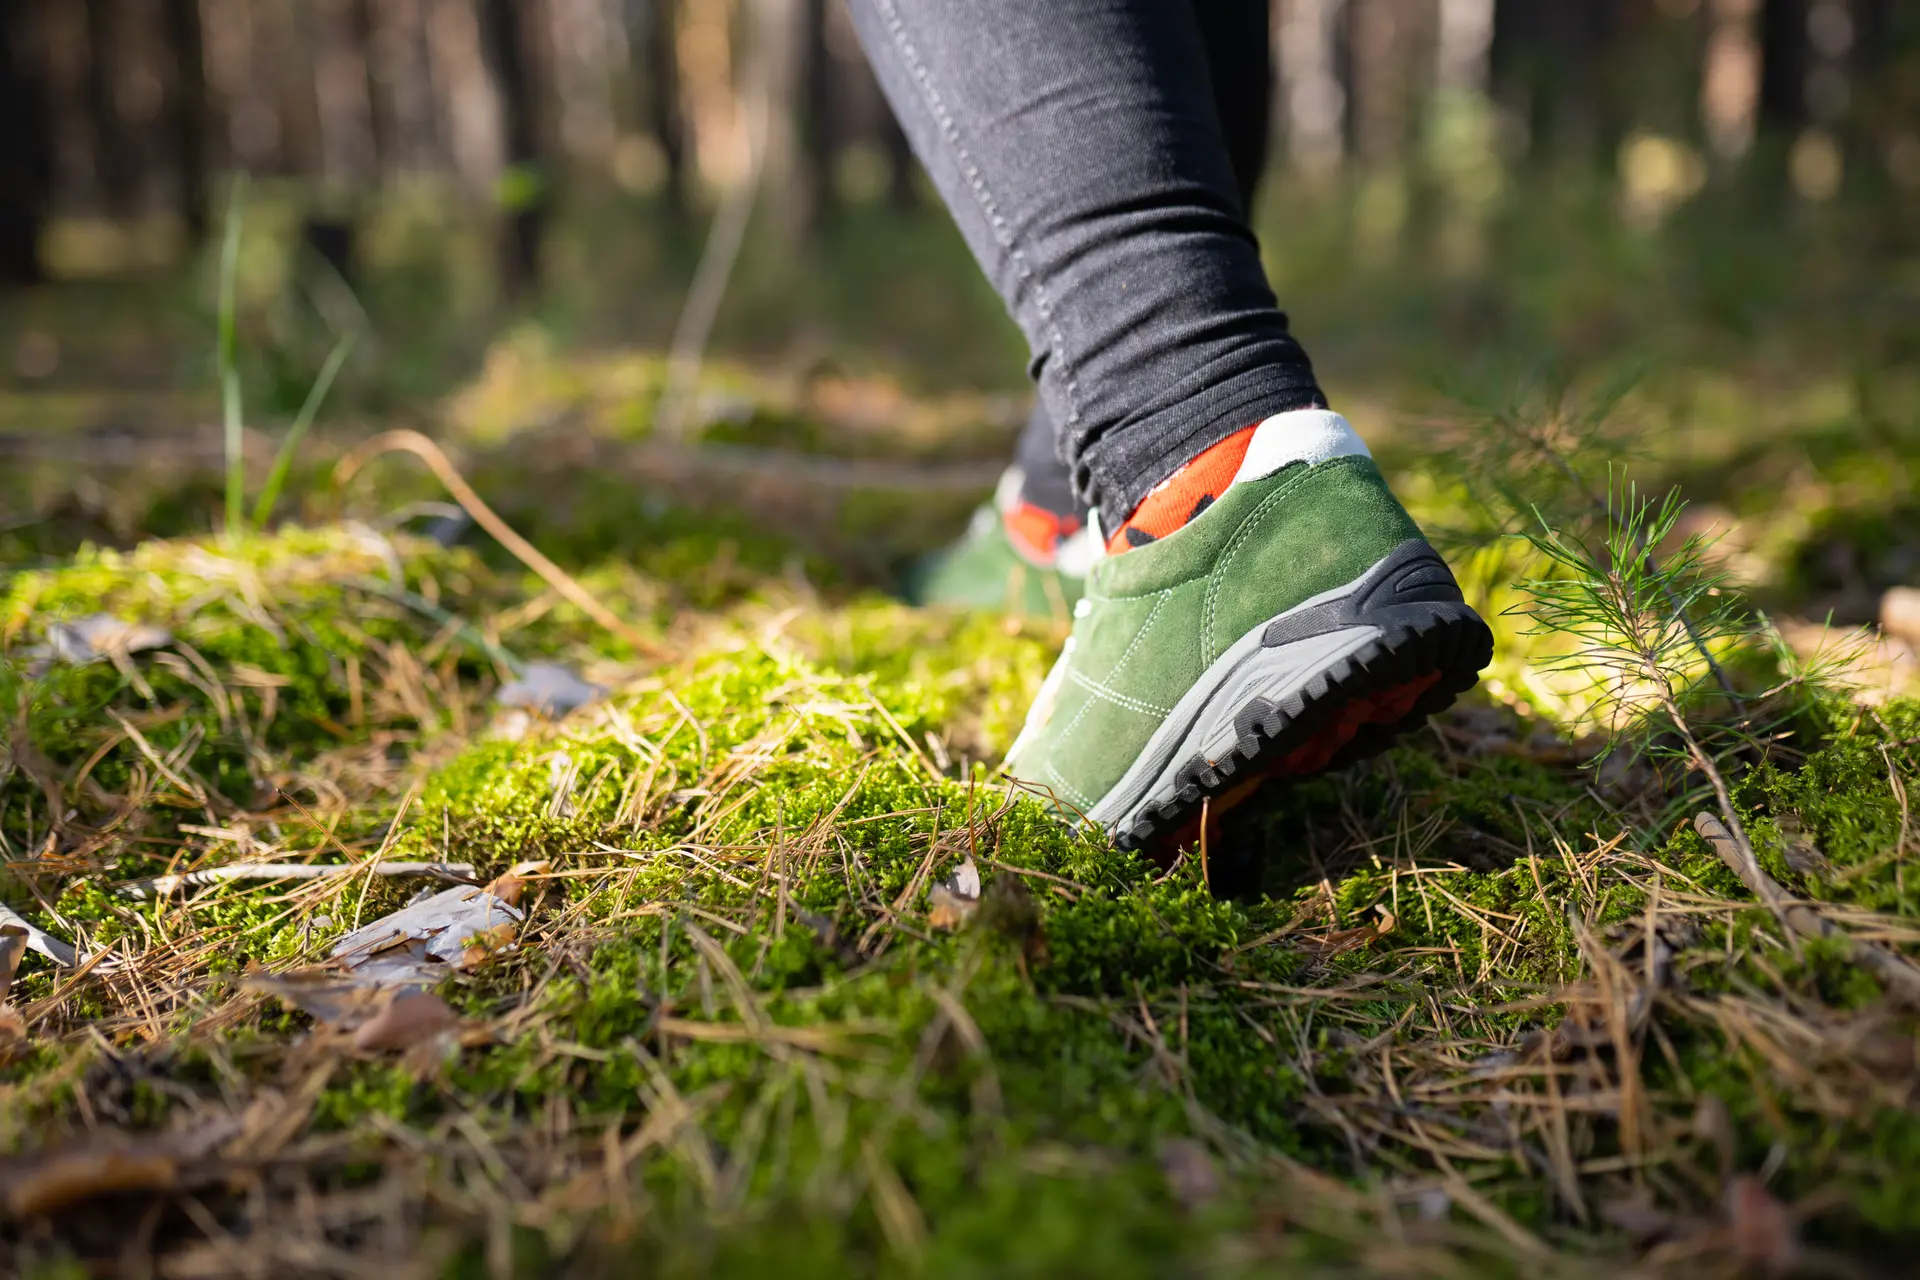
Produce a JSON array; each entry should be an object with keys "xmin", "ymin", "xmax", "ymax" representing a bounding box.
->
[
  {"xmin": 1003, "ymin": 498, "xmax": 1083, "ymax": 568},
  {"xmin": 1105, "ymin": 424, "xmax": 1257, "ymax": 555}
]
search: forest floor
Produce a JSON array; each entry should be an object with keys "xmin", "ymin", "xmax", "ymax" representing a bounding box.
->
[{"xmin": 4, "ymin": 182, "xmax": 1920, "ymax": 1277}]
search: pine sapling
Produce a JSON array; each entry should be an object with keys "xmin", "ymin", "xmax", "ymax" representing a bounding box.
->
[{"xmin": 1516, "ymin": 481, "xmax": 1767, "ymax": 881}]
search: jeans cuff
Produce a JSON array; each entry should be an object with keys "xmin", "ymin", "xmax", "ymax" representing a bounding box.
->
[{"xmin": 1082, "ymin": 364, "xmax": 1326, "ymax": 531}]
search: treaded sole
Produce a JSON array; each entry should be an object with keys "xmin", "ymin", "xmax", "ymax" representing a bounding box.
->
[{"xmin": 1108, "ymin": 545, "xmax": 1493, "ymax": 855}]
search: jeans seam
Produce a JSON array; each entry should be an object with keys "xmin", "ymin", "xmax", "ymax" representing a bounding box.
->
[{"xmin": 871, "ymin": 0, "xmax": 1080, "ymax": 427}]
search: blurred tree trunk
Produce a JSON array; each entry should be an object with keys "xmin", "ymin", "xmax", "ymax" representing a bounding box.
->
[
  {"xmin": 478, "ymin": 0, "xmax": 546, "ymax": 297},
  {"xmin": 1278, "ymin": 0, "xmax": 1348, "ymax": 175},
  {"xmin": 1849, "ymin": 0, "xmax": 1901, "ymax": 160},
  {"xmin": 1852, "ymin": 0, "xmax": 1892, "ymax": 74},
  {"xmin": 1434, "ymin": 0, "xmax": 1496, "ymax": 98},
  {"xmin": 1347, "ymin": 0, "xmax": 1418, "ymax": 167},
  {"xmin": 1757, "ymin": 0, "xmax": 1808, "ymax": 134},
  {"xmin": 638, "ymin": 0, "xmax": 689, "ymax": 212},
  {"xmin": 1491, "ymin": 0, "xmax": 1619, "ymax": 167},
  {"xmin": 0, "ymin": 0, "xmax": 53, "ymax": 284},
  {"xmin": 276, "ymin": 0, "xmax": 326, "ymax": 178},
  {"xmin": 1701, "ymin": 0, "xmax": 1763, "ymax": 163},
  {"xmin": 84, "ymin": 0, "xmax": 138, "ymax": 211},
  {"xmin": 161, "ymin": 0, "xmax": 210, "ymax": 244},
  {"xmin": 756, "ymin": 0, "xmax": 820, "ymax": 245},
  {"xmin": 796, "ymin": 0, "xmax": 833, "ymax": 234},
  {"xmin": 881, "ymin": 106, "xmax": 917, "ymax": 212},
  {"xmin": 389, "ymin": 0, "xmax": 442, "ymax": 171},
  {"xmin": 350, "ymin": 0, "xmax": 393, "ymax": 171},
  {"xmin": 314, "ymin": 0, "xmax": 380, "ymax": 186}
]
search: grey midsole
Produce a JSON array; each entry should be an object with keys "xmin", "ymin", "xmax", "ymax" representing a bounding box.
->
[{"xmin": 1084, "ymin": 564, "xmax": 1388, "ymax": 830}]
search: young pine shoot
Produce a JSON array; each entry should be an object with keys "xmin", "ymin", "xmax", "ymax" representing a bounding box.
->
[{"xmin": 1516, "ymin": 480, "xmax": 1761, "ymax": 861}]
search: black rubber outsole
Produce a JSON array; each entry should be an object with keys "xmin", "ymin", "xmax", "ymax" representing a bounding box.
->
[{"xmin": 1110, "ymin": 607, "xmax": 1494, "ymax": 854}]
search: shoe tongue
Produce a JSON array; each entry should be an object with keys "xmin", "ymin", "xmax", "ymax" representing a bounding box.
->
[{"xmin": 1227, "ymin": 410, "xmax": 1371, "ymax": 490}]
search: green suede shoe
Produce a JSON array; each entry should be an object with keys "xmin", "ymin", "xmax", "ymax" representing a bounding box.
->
[
  {"xmin": 1003, "ymin": 412, "xmax": 1492, "ymax": 853},
  {"xmin": 906, "ymin": 470, "xmax": 1092, "ymax": 621}
]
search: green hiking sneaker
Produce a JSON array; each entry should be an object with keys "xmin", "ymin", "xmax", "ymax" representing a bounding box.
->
[
  {"xmin": 1002, "ymin": 410, "xmax": 1493, "ymax": 853},
  {"xmin": 906, "ymin": 468, "xmax": 1094, "ymax": 620}
]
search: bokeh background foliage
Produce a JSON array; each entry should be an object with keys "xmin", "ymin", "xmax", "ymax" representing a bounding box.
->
[{"xmin": 4, "ymin": 2, "xmax": 1920, "ymax": 1277}]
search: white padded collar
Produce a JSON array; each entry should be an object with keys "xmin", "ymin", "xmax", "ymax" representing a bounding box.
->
[{"xmin": 1230, "ymin": 409, "xmax": 1371, "ymax": 487}]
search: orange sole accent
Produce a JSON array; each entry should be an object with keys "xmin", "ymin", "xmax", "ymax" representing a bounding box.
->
[{"xmin": 1158, "ymin": 671, "xmax": 1443, "ymax": 857}]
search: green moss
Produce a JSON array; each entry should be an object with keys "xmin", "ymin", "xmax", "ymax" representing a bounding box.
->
[{"xmin": 6, "ymin": 506, "xmax": 1920, "ymax": 1275}]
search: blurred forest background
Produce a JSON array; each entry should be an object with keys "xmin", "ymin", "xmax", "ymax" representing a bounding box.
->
[
  {"xmin": 9, "ymin": 11, "xmax": 1920, "ymax": 1272},
  {"xmin": 1, "ymin": 0, "xmax": 1918, "ymax": 572}
]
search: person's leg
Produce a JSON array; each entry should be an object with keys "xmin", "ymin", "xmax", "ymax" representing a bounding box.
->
[
  {"xmin": 1002, "ymin": 0, "xmax": 1274, "ymax": 563},
  {"xmin": 905, "ymin": 404, "xmax": 1092, "ymax": 620},
  {"xmin": 1005, "ymin": 402, "xmax": 1086, "ymax": 565},
  {"xmin": 846, "ymin": 0, "xmax": 1321, "ymax": 534},
  {"xmin": 852, "ymin": 0, "xmax": 1491, "ymax": 852},
  {"xmin": 1195, "ymin": 0, "xmax": 1275, "ymax": 220}
]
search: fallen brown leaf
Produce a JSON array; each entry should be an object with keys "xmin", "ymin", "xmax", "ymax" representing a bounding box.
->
[
  {"xmin": 485, "ymin": 859, "xmax": 553, "ymax": 908},
  {"xmin": 1158, "ymin": 1138, "xmax": 1222, "ymax": 1211},
  {"xmin": 927, "ymin": 886, "xmax": 976, "ymax": 930},
  {"xmin": 0, "ymin": 1117, "xmax": 239, "ymax": 1218},
  {"xmin": 1297, "ymin": 906, "xmax": 1395, "ymax": 958},
  {"xmin": 0, "ymin": 925, "xmax": 29, "ymax": 1062},
  {"xmin": 1725, "ymin": 1174, "xmax": 1798, "ymax": 1274},
  {"xmin": 243, "ymin": 967, "xmax": 386, "ymax": 1025},
  {"xmin": 459, "ymin": 920, "xmax": 519, "ymax": 968},
  {"xmin": 0, "ymin": 1007, "xmax": 25, "ymax": 1064},
  {"xmin": 927, "ymin": 856, "xmax": 981, "ymax": 931},
  {"xmin": 351, "ymin": 989, "xmax": 463, "ymax": 1053}
]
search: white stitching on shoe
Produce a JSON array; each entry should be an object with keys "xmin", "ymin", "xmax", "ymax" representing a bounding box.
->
[
  {"xmin": 1201, "ymin": 456, "xmax": 1357, "ymax": 659},
  {"xmin": 1044, "ymin": 761, "xmax": 1096, "ymax": 812},
  {"xmin": 1049, "ymin": 591, "xmax": 1167, "ymax": 769},
  {"xmin": 1067, "ymin": 668, "xmax": 1171, "ymax": 719}
]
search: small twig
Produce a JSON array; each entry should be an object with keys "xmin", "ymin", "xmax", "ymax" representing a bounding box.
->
[
  {"xmin": 333, "ymin": 429, "xmax": 662, "ymax": 657},
  {"xmin": 119, "ymin": 861, "xmax": 477, "ymax": 901},
  {"xmin": 1198, "ymin": 798, "xmax": 1212, "ymax": 894},
  {"xmin": 1693, "ymin": 812, "xmax": 1920, "ymax": 1002}
]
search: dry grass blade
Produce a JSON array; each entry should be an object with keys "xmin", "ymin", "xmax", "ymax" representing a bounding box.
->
[
  {"xmin": 333, "ymin": 429, "xmax": 663, "ymax": 657},
  {"xmin": 652, "ymin": 1017, "xmax": 873, "ymax": 1056},
  {"xmin": 119, "ymin": 860, "xmax": 476, "ymax": 900}
]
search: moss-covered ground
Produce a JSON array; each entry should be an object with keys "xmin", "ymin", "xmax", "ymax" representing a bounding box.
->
[{"xmin": 5, "ymin": 174, "xmax": 1920, "ymax": 1277}]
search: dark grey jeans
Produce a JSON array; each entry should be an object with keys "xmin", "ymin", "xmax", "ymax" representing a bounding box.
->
[{"xmin": 847, "ymin": 0, "xmax": 1325, "ymax": 532}]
